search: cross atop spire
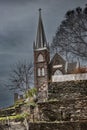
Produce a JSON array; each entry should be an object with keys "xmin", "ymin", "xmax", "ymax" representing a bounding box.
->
[
  {"xmin": 34, "ymin": 8, "xmax": 48, "ymax": 49},
  {"xmin": 39, "ymin": 8, "xmax": 42, "ymax": 14},
  {"xmin": 38, "ymin": 8, "xmax": 42, "ymax": 20}
]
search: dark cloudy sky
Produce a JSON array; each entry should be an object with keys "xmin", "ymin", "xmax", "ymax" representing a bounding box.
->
[{"xmin": 0, "ymin": 0, "xmax": 87, "ymax": 108}]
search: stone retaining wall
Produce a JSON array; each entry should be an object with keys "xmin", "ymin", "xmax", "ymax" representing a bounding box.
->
[
  {"xmin": 37, "ymin": 98, "xmax": 87, "ymax": 121},
  {"xmin": 0, "ymin": 122, "xmax": 26, "ymax": 130},
  {"xmin": 29, "ymin": 121, "xmax": 87, "ymax": 130},
  {"xmin": 48, "ymin": 80, "xmax": 87, "ymax": 100}
]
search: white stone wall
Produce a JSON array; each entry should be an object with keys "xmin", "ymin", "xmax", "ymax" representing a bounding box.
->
[{"xmin": 52, "ymin": 73, "xmax": 87, "ymax": 82}]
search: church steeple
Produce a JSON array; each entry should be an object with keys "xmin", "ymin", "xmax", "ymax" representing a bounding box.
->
[
  {"xmin": 33, "ymin": 9, "xmax": 50, "ymax": 101},
  {"xmin": 34, "ymin": 8, "xmax": 47, "ymax": 49}
]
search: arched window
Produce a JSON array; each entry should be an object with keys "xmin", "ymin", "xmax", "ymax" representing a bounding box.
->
[
  {"xmin": 42, "ymin": 68, "xmax": 45, "ymax": 76},
  {"xmin": 37, "ymin": 68, "xmax": 45, "ymax": 76},
  {"xmin": 38, "ymin": 68, "xmax": 41, "ymax": 76},
  {"xmin": 54, "ymin": 69, "xmax": 63, "ymax": 75},
  {"xmin": 38, "ymin": 54, "xmax": 44, "ymax": 62}
]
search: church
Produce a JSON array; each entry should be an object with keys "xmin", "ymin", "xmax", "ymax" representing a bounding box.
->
[
  {"xmin": 33, "ymin": 9, "xmax": 80, "ymax": 101},
  {"xmin": 12, "ymin": 9, "xmax": 87, "ymax": 129},
  {"xmin": 14, "ymin": 9, "xmax": 87, "ymax": 127}
]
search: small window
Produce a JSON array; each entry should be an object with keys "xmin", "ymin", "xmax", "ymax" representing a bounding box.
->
[
  {"xmin": 38, "ymin": 54, "xmax": 44, "ymax": 62},
  {"xmin": 38, "ymin": 68, "xmax": 41, "ymax": 76},
  {"xmin": 42, "ymin": 68, "xmax": 45, "ymax": 76}
]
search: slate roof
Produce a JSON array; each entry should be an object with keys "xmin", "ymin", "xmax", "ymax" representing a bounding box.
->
[
  {"xmin": 35, "ymin": 8, "xmax": 47, "ymax": 49},
  {"xmin": 50, "ymin": 53, "xmax": 66, "ymax": 66},
  {"xmin": 49, "ymin": 53, "xmax": 77, "ymax": 74}
]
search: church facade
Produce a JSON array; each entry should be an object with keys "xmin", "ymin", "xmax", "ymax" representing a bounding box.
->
[{"xmin": 33, "ymin": 9, "xmax": 78, "ymax": 101}]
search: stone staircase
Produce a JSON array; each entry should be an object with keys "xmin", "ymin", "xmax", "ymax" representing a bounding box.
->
[{"xmin": 29, "ymin": 80, "xmax": 87, "ymax": 130}]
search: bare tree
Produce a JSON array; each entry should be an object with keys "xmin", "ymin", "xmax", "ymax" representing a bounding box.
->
[
  {"xmin": 51, "ymin": 5, "xmax": 87, "ymax": 60},
  {"xmin": 7, "ymin": 60, "xmax": 33, "ymax": 93}
]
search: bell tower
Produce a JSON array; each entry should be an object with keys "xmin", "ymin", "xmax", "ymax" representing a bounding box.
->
[{"xmin": 33, "ymin": 9, "xmax": 50, "ymax": 101}]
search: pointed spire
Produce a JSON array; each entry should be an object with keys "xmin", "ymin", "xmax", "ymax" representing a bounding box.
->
[{"xmin": 35, "ymin": 8, "xmax": 47, "ymax": 49}]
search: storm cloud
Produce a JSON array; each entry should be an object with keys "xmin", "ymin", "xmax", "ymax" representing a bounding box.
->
[{"xmin": 0, "ymin": 0, "xmax": 87, "ymax": 108}]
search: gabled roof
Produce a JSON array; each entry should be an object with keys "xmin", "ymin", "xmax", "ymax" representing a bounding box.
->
[
  {"xmin": 50, "ymin": 53, "xmax": 66, "ymax": 66},
  {"xmin": 35, "ymin": 8, "xmax": 47, "ymax": 49}
]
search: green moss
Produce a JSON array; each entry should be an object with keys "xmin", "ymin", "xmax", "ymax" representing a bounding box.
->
[
  {"xmin": 29, "ymin": 101, "xmax": 36, "ymax": 107},
  {"xmin": 14, "ymin": 99, "xmax": 25, "ymax": 106},
  {"xmin": 0, "ymin": 112, "xmax": 30, "ymax": 122}
]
